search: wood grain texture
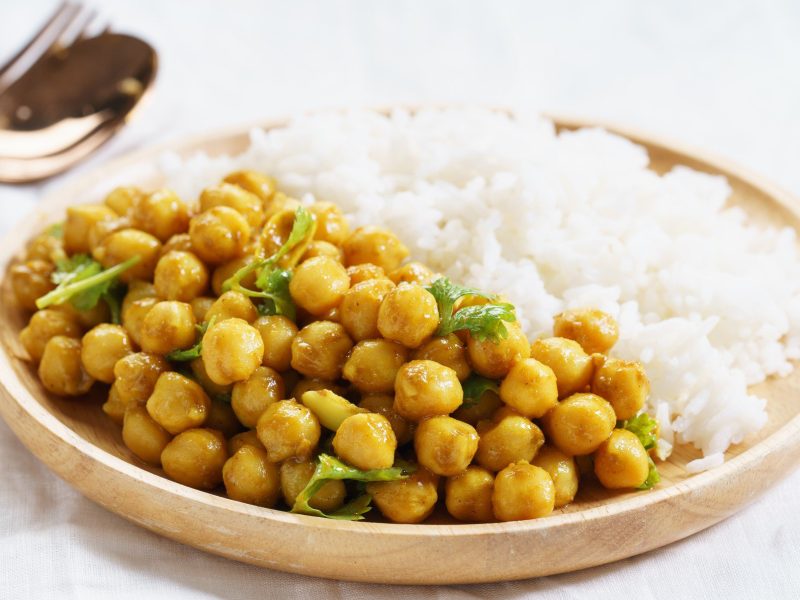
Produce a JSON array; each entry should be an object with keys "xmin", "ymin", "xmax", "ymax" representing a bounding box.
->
[{"xmin": 0, "ymin": 114, "xmax": 798, "ymax": 584}]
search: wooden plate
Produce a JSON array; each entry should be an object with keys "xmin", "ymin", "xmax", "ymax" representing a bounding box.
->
[{"xmin": 1, "ymin": 114, "xmax": 798, "ymax": 584}]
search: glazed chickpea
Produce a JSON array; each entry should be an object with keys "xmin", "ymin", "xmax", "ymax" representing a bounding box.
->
[
  {"xmin": 200, "ymin": 182, "xmax": 264, "ymax": 229},
  {"xmin": 394, "ymin": 360, "xmax": 463, "ymax": 421},
  {"xmin": 253, "ymin": 315, "xmax": 297, "ymax": 371},
  {"xmin": 159, "ymin": 232, "xmax": 194, "ymax": 256},
  {"xmin": 257, "ymin": 400, "xmax": 321, "ymax": 462},
  {"xmin": 189, "ymin": 206, "xmax": 250, "ymax": 265},
  {"xmin": 339, "ymin": 278, "xmax": 395, "ymax": 341},
  {"xmin": 122, "ymin": 405, "xmax": 172, "ymax": 465},
  {"xmin": 146, "ymin": 372, "xmax": 210, "ymax": 434},
  {"xmin": 445, "ymin": 466, "xmax": 495, "ymax": 522},
  {"xmin": 533, "ymin": 446, "xmax": 579, "ymax": 507},
  {"xmin": 205, "ymin": 398, "xmax": 244, "ymax": 438},
  {"xmin": 594, "ymin": 429, "xmax": 650, "ymax": 489},
  {"xmin": 308, "ymin": 201, "xmax": 350, "ymax": 246},
  {"xmin": 388, "ymin": 262, "xmax": 436, "ymax": 286},
  {"xmin": 25, "ymin": 229, "xmax": 64, "ymax": 262},
  {"xmin": 553, "ymin": 308, "xmax": 619, "ymax": 354},
  {"xmin": 291, "ymin": 378, "xmax": 347, "ymax": 401},
  {"xmin": 104, "ymin": 185, "xmax": 143, "ymax": 215},
  {"xmin": 290, "ymin": 321, "xmax": 353, "ymax": 381},
  {"xmin": 343, "ymin": 226, "xmax": 409, "ymax": 272},
  {"xmin": 452, "ymin": 389, "xmax": 503, "ymax": 425},
  {"xmin": 153, "ymin": 251, "xmax": 209, "ymax": 302},
  {"xmin": 64, "ymin": 204, "xmax": 117, "ymax": 254},
  {"xmin": 10, "ymin": 260, "xmax": 54, "ymax": 311},
  {"xmin": 161, "ymin": 428, "xmax": 228, "ymax": 490},
  {"xmin": 492, "ymin": 462, "xmax": 555, "ymax": 521},
  {"xmin": 223, "ymin": 446, "xmax": 281, "ymax": 506},
  {"xmin": 190, "ymin": 296, "xmax": 215, "ymax": 323},
  {"xmin": 130, "ymin": 189, "xmax": 190, "ymax": 242},
  {"xmin": 342, "ymin": 339, "xmax": 408, "ymax": 393},
  {"xmin": 211, "ymin": 255, "xmax": 257, "ymax": 296},
  {"xmin": 530, "ymin": 337, "xmax": 594, "ymax": 398},
  {"xmin": 475, "ymin": 411, "xmax": 544, "ymax": 472},
  {"xmin": 332, "ymin": 412, "xmax": 397, "ymax": 470},
  {"xmin": 358, "ymin": 393, "xmax": 413, "ymax": 445},
  {"xmin": 80, "ymin": 324, "xmax": 133, "ymax": 383},
  {"xmin": 289, "ymin": 256, "xmax": 350, "ymax": 316},
  {"xmin": 228, "ymin": 430, "xmax": 265, "ymax": 454},
  {"xmin": 59, "ymin": 301, "xmax": 111, "ymax": 330},
  {"xmin": 121, "ymin": 280, "xmax": 156, "ymax": 314},
  {"xmin": 467, "ymin": 322, "xmax": 530, "ymax": 379},
  {"xmin": 38, "ymin": 336, "xmax": 94, "ymax": 396},
  {"xmin": 591, "ymin": 357, "xmax": 649, "ymax": 420},
  {"xmin": 20, "ymin": 309, "xmax": 81, "ymax": 362},
  {"xmin": 546, "ymin": 393, "xmax": 616, "ymax": 456},
  {"xmin": 202, "ymin": 318, "xmax": 264, "ymax": 385},
  {"xmin": 87, "ymin": 216, "xmax": 131, "ymax": 251},
  {"xmin": 113, "ymin": 351, "xmax": 168, "ymax": 406},
  {"xmin": 302, "ymin": 240, "xmax": 343, "ymax": 262},
  {"xmin": 264, "ymin": 192, "xmax": 301, "ymax": 220},
  {"xmin": 139, "ymin": 301, "xmax": 197, "ymax": 355},
  {"xmin": 102, "ymin": 382, "xmax": 129, "ymax": 424},
  {"xmin": 346, "ymin": 263, "xmax": 387, "ymax": 285},
  {"xmin": 223, "ymin": 170, "xmax": 277, "ymax": 202},
  {"xmin": 280, "ymin": 459, "xmax": 346, "ymax": 512},
  {"xmin": 231, "ymin": 366, "xmax": 285, "ymax": 428},
  {"xmin": 377, "ymin": 283, "xmax": 439, "ymax": 349},
  {"xmin": 367, "ymin": 467, "xmax": 439, "ymax": 524},
  {"xmin": 413, "ymin": 334, "xmax": 470, "ymax": 381},
  {"xmin": 414, "ymin": 415, "xmax": 478, "ymax": 476},
  {"xmin": 499, "ymin": 358, "xmax": 558, "ymax": 418},
  {"xmin": 205, "ymin": 290, "xmax": 258, "ymax": 323},
  {"xmin": 122, "ymin": 297, "xmax": 157, "ymax": 348},
  {"xmin": 93, "ymin": 229, "xmax": 162, "ymax": 282}
]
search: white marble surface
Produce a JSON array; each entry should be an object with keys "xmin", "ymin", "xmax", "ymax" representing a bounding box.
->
[{"xmin": 1, "ymin": 0, "xmax": 799, "ymax": 598}]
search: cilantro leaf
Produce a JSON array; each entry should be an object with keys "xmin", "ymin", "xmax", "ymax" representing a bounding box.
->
[
  {"xmin": 166, "ymin": 317, "xmax": 216, "ymax": 362},
  {"xmin": 621, "ymin": 413, "xmax": 659, "ymax": 451},
  {"xmin": 255, "ymin": 268, "xmax": 295, "ymax": 319},
  {"xmin": 426, "ymin": 277, "xmax": 516, "ymax": 342},
  {"xmin": 36, "ymin": 255, "xmax": 140, "ymax": 311},
  {"xmin": 47, "ymin": 222, "xmax": 64, "ymax": 239},
  {"xmin": 638, "ymin": 456, "xmax": 661, "ymax": 490},
  {"xmin": 460, "ymin": 374, "xmax": 499, "ymax": 409},
  {"xmin": 426, "ymin": 278, "xmax": 491, "ymax": 334}
]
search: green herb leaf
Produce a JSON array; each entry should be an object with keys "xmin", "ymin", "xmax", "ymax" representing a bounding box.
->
[
  {"xmin": 255, "ymin": 268, "xmax": 295, "ymax": 320},
  {"xmin": 36, "ymin": 255, "xmax": 140, "ymax": 311},
  {"xmin": 460, "ymin": 374, "xmax": 499, "ymax": 409},
  {"xmin": 638, "ymin": 456, "xmax": 661, "ymax": 490},
  {"xmin": 621, "ymin": 413, "xmax": 659, "ymax": 451},
  {"xmin": 426, "ymin": 278, "xmax": 491, "ymax": 334},
  {"xmin": 291, "ymin": 454, "xmax": 411, "ymax": 520},
  {"xmin": 47, "ymin": 222, "xmax": 64, "ymax": 239},
  {"xmin": 166, "ymin": 316, "xmax": 216, "ymax": 362},
  {"xmin": 101, "ymin": 283, "xmax": 126, "ymax": 324},
  {"xmin": 426, "ymin": 277, "xmax": 516, "ymax": 342}
]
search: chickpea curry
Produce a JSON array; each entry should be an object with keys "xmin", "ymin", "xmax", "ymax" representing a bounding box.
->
[{"xmin": 12, "ymin": 170, "xmax": 661, "ymax": 524}]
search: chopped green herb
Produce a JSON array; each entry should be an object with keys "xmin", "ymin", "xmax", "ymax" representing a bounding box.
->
[
  {"xmin": 36, "ymin": 255, "xmax": 140, "ymax": 311},
  {"xmin": 47, "ymin": 222, "xmax": 64, "ymax": 239},
  {"xmin": 460, "ymin": 374, "xmax": 500, "ymax": 409},
  {"xmin": 638, "ymin": 456, "xmax": 661, "ymax": 490},
  {"xmin": 166, "ymin": 316, "xmax": 216, "ymax": 362},
  {"xmin": 621, "ymin": 412, "xmax": 659, "ymax": 451},
  {"xmin": 255, "ymin": 267, "xmax": 295, "ymax": 319},
  {"xmin": 426, "ymin": 277, "xmax": 516, "ymax": 342}
]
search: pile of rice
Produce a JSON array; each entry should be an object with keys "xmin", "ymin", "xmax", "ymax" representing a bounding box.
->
[{"xmin": 161, "ymin": 108, "xmax": 800, "ymax": 472}]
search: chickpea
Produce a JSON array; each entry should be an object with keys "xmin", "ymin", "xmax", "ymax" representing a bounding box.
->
[
  {"xmin": 467, "ymin": 322, "xmax": 530, "ymax": 379},
  {"xmin": 358, "ymin": 393, "xmax": 413, "ymax": 445},
  {"xmin": 452, "ymin": 389, "xmax": 503, "ymax": 425},
  {"xmin": 161, "ymin": 428, "xmax": 228, "ymax": 490},
  {"xmin": 104, "ymin": 185, "xmax": 143, "ymax": 216},
  {"xmin": 200, "ymin": 183, "xmax": 264, "ymax": 229},
  {"xmin": 499, "ymin": 358, "xmax": 558, "ymax": 419},
  {"xmin": 414, "ymin": 415, "xmax": 478, "ymax": 476},
  {"xmin": 25, "ymin": 229, "xmax": 64, "ymax": 263},
  {"xmin": 223, "ymin": 446, "xmax": 281, "ymax": 506},
  {"xmin": 228, "ymin": 430, "xmax": 265, "ymax": 454},
  {"xmin": 113, "ymin": 351, "xmax": 169, "ymax": 405},
  {"xmin": 122, "ymin": 297, "xmax": 157, "ymax": 348},
  {"xmin": 231, "ymin": 366, "xmax": 285, "ymax": 428},
  {"xmin": 20, "ymin": 309, "xmax": 81, "ymax": 362},
  {"xmin": 546, "ymin": 393, "xmax": 616, "ymax": 456},
  {"xmin": 289, "ymin": 256, "xmax": 350, "ymax": 316},
  {"xmin": 301, "ymin": 389, "xmax": 364, "ymax": 430},
  {"xmin": 130, "ymin": 189, "xmax": 190, "ymax": 242},
  {"xmin": 102, "ymin": 382, "xmax": 129, "ymax": 424},
  {"xmin": 367, "ymin": 467, "xmax": 439, "ymax": 524},
  {"xmin": 412, "ymin": 334, "xmax": 470, "ymax": 381},
  {"xmin": 290, "ymin": 378, "xmax": 347, "ymax": 401},
  {"xmin": 302, "ymin": 241, "xmax": 343, "ymax": 263},
  {"xmin": 445, "ymin": 466, "xmax": 495, "ymax": 522},
  {"xmin": 205, "ymin": 290, "xmax": 258, "ymax": 323},
  {"xmin": 475, "ymin": 411, "xmax": 544, "ymax": 472},
  {"xmin": 342, "ymin": 339, "xmax": 408, "ymax": 393},
  {"xmin": 591, "ymin": 357, "xmax": 649, "ymax": 420},
  {"xmin": 290, "ymin": 321, "xmax": 353, "ymax": 381},
  {"xmin": 594, "ymin": 429, "xmax": 650, "ymax": 489},
  {"xmin": 191, "ymin": 354, "xmax": 233, "ymax": 400},
  {"xmin": 492, "ymin": 462, "xmax": 555, "ymax": 521},
  {"xmin": 122, "ymin": 405, "xmax": 172, "ymax": 465},
  {"xmin": 339, "ymin": 278, "xmax": 395, "ymax": 341},
  {"xmin": 553, "ymin": 308, "xmax": 619, "ymax": 354},
  {"xmin": 189, "ymin": 206, "xmax": 250, "ymax": 265},
  {"xmin": 205, "ymin": 397, "xmax": 244, "ymax": 438},
  {"xmin": 153, "ymin": 251, "xmax": 209, "ymax": 302},
  {"xmin": 280, "ymin": 459, "xmax": 346, "ymax": 512},
  {"xmin": 93, "ymin": 229, "xmax": 162, "ymax": 282},
  {"xmin": 530, "ymin": 337, "xmax": 594, "ymax": 398},
  {"xmin": 80, "ymin": 324, "xmax": 133, "ymax": 383},
  {"xmin": 533, "ymin": 446, "xmax": 579, "ymax": 507},
  {"xmin": 159, "ymin": 233, "xmax": 194, "ymax": 256},
  {"xmin": 38, "ymin": 336, "xmax": 94, "ymax": 396},
  {"xmin": 87, "ymin": 216, "xmax": 131, "ymax": 251},
  {"xmin": 377, "ymin": 283, "xmax": 439, "ymax": 348},
  {"xmin": 394, "ymin": 360, "xmax": 463, "ymax": 421},
  {"xmin": 146, "ymin": 372, "xmax": 210, "ymax": 434},
  {"xmin": 121, "ymin": 280, "xmax": 156, "ymax": 314},
  {"xmin": 264, "ymin": 192, "xmax": 301, "ymax": 220},
  {"xmin": 256, "ymin": 400, "xmax": 320, "ymax": 462},
  {"xmin": 202, "ymin": 318, "xmax": 264, "ymax": 385},
  {"xmin": 308, "ymin": 201, "xmax": 350, "ymax": 246},
  {"xmin": 346, "ymin": 263, "xmax": 387, "ymax": 285},
  {"xmin": 333, "ymin": 413, "xmax": 397, "ymax": 470},
  {"xmin": 388, "ymin": 262, "xmax": 436, "ymax": 286},
  {"xmin": 223, "ymin": 170, "xmax": 277, "ymax": 202},
  {"xmin": 190, "ymin": 296, "xmax": 216, "ymax": 323},
  {"xmin": 343, "ymin": 226, "xmax": 408, "ymax": 272},
  {"xmin": 10, "ymin": 260, "xmax": 54, "ymax": 311},
  {"xmin": 64, "ymin": 204, "xmax": 117, "ymax": 254},
  {"xmin": 139, "ymin": 301, "xmax": 197, "ymax": 355},
  {"xmin": 211, "ymin": 255, "xmax": 257, "ymax": 296},
  {"xmin": 253, "ymin": 315, "xmax": 297, "ymax": 371}
]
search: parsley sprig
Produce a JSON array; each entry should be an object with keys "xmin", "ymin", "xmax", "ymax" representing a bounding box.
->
[
  {"xmin": 620, "ymin": 413, "xmax": 661, "ymax": 490},
  {"xmin": 166, "ymin": 316, "xmax": 217, "ymax": 362},
  {"xmin": 460, "ymin": 374, "xmax": 500, "ymax": 409}
]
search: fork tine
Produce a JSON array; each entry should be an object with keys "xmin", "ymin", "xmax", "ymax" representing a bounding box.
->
[
  {"xmin": 0, "ymin": 1, "xmax": 72, "ymax": 76},
  {"xmin": 55, "ymin": 6, "xmax": 97, "ymax": 49}
]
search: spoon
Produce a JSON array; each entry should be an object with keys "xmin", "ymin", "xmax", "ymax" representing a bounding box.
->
[{"xmin": 0, "ymin": 32, "xmax": 157, "ymax": 183}]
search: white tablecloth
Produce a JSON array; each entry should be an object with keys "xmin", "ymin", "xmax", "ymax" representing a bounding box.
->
[{"xmin": 2, "ymin": 1, "xmax": 799, "ymax": 597}]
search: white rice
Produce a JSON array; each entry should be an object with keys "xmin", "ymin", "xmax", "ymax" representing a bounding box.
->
[{"xmin": 160, "ymin": 107, "xmax": 800, "ymax": 471}]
